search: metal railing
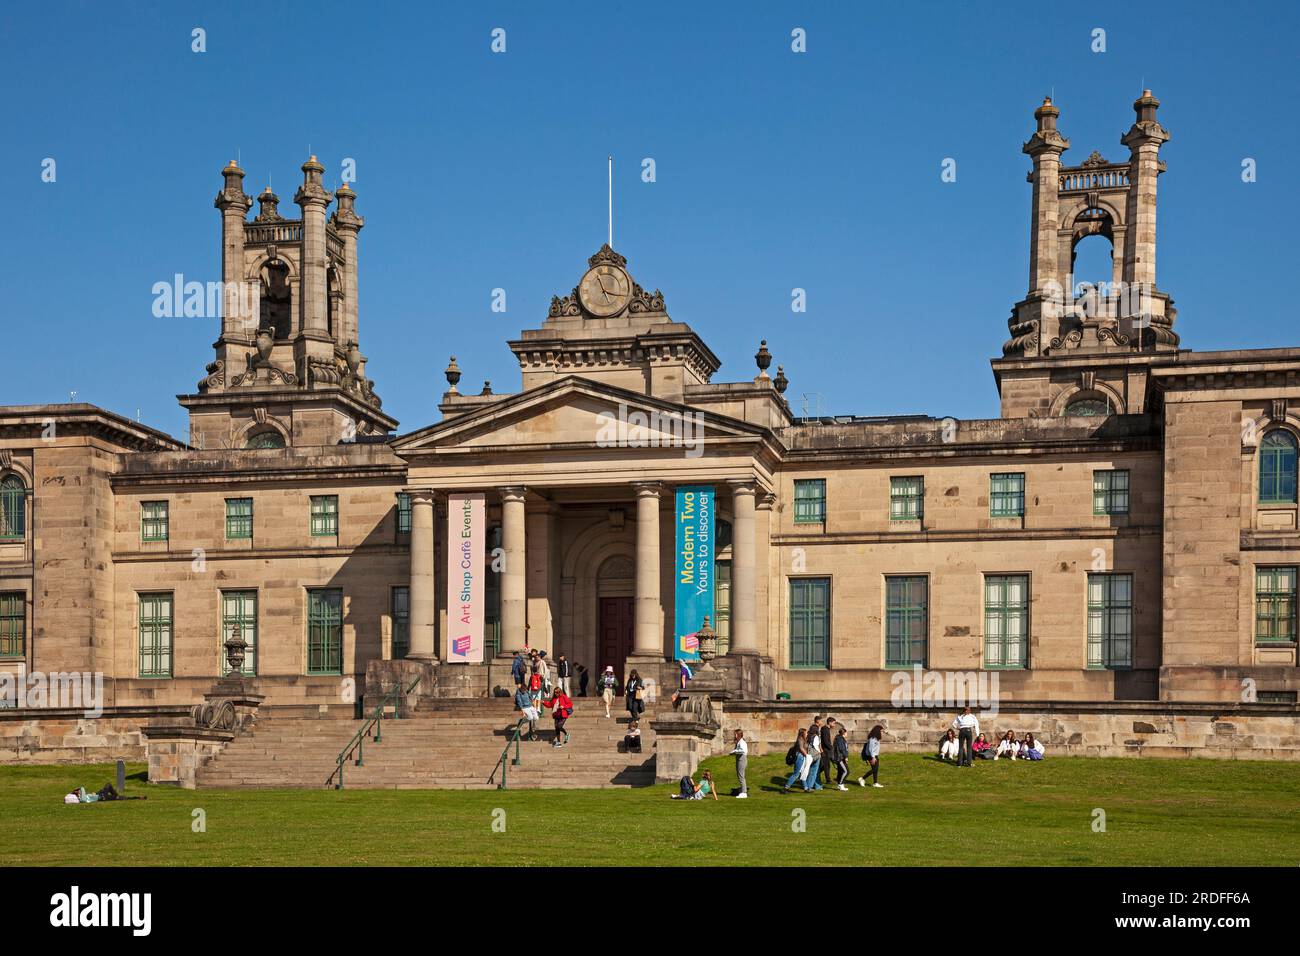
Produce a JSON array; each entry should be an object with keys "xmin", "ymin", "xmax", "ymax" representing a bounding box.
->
[
  {"xmin": 328, "ymin": 676, "xmax": 421, "ymax": 790},
  {"xmin": 487, "ymin": 719, "xmax": 527, "ymax": 790}
]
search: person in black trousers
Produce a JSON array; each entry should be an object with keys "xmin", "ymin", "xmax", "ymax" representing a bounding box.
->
[
  {"xmin": 819, "ymin": 718, "xmax": 837, "ymax": 785},
  {"xmin": 577, "ymin": 664, "xmax": 590, "ymax": 697}
]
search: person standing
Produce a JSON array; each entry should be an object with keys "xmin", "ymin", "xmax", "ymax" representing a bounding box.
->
[
  {"xmin": 782, "ymin": 728, "xmax": 810, "ymax": 793},
  {"xmin": 804, "ymin": 716, "xmax": 824, "ymax": 791},
  {"xmin": 858, "ymin": 724, "xmax": 884, "ymax": 788},
  {"xmin": 597, "ymin": 666, "xmax": 618, "ymax": 718},
  {"xmin": 625, "ymin": 669, "xmax": 645, "ymax": 723},
  {"xmin": 819, "ymin": 718, "xmax": 836, "ymax": 786},
  {"xmin": 556, "ymin": 654, "xmax": 572, "ymax": 696},
  {"xmin": 510, "ymin": 650, "xmax": 527, "ymax": 691},
  {"xmin": 730, "ymin": 729, "xmax": 749, "ymax": 799},
  {"xmin": 577, "ymin": 664, "xmax": 590, "ymax": 697},
  {"xmin": 952, "ymin": 706, "xmax": 980, "ymax": 767},
  {"xmin": 832, "ymin": 725, "xmax": 851, "ymax": 790}
]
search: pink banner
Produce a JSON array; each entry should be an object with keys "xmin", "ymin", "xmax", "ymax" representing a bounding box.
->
[{"xmin": 446, "ymin": 492, "xmax": 485, "ymax": 663}]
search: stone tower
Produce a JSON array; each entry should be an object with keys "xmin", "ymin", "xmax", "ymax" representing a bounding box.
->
[
  {"xmin": 995, "ymin": 92, "xmax": 1177, "ymax": 418},
  {"xmin": 180, "ymin": 157, "xmax": 396, "ymax": 448}
]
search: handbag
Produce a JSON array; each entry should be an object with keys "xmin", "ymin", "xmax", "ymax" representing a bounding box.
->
[
  {"xmin": 634, "ymin": 687, "xmax": 644, "ymax": 701},
  {"xmin": 530, "ymin": 674, "xmax": 541, "ymax": 691}
]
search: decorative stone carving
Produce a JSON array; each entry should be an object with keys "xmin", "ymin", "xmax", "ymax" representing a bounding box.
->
[
  {"xmin": 588, "ymin": 243, "xmax": 627, "ymax": 269},
  {"xmin": 548, "ymin": 287, "xmax": 583, "ymax": 318},
  {"xmin": 201, "ymin": 360, "xmax": 225, "ymax": 390},
  {"xmin": 1047, "ymin": 328, "xmax": 1083, "ymax": 353},
  {"xmin": 1270, "ymin": 398, "xmax": 1288, "ymax": 422},
  {"xmin": 627, "ymin": 282, "xmax": 666, "ymax": 314},
  {"xmin": 1081, "ymin": 150, "xmax": 1110, "ymax": 166},
  {"xmin": 1002, "ymin": 317, "xmax": 1039, "ymax": 356}
]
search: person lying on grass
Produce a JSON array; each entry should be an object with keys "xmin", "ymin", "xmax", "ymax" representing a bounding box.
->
[{"xmin": 671, "ymin": 769, "xmax": 717, "ymax": 800}]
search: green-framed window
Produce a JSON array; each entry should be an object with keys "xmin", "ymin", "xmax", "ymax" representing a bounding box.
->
[
  {"xmin": 310, "ymin": 495, "xmax": 339, "ymax": 537},
  {"xmin": 885, "ymin": 575, "xmax": 927, "ymax": 667},
  {"xmin": 141, "ymin": 501, "xmax": 169, "ymax": 542},
  {"xmin": 225, "ymin": 498, "xmax": 253, "ymax": 540},
  {"xmin": 793, "ymin": 479, "xmax": 826, "ymax": 524},
  {"xmin": 890, "ymin": 476, "xmax": 924, "ymax": 521},
  {"xmin": 1087, "ymin": 573, "xmax": 1132, "ymax": 669},
  {"xmin": 789, "ymin": 577, "xmax": 831, "ymax": 668},
  {"xmin": 0, "ymin": 592, "xmax": 24, "ymax": 659},
  {"xmin": 1093, "ymin": 469, "xmax": 1130, "ymax": 516},
  {"xmin": 396, "ymin": 493, "xmax": 412, "ymax": 534},
  {"xmin": 0, "ymin": 475, "xmax": 25, "ymax": 541},
  {"xmin": 485, "ymin": 524, "xmax": 502, "ymax": 657},
  {"xmin": 391, "ymin": 587, "xmax": 410, "ymax": 660},
  {"xmin": 221, "ymin": 590, "xmax": 258, "ymax": 675},
  {"xmin": 138, "ymin": 592, "xmax": 173, "ymax": 678},
  {"xmin": 1255, "ymin": 567, "xmax": 1297, "ymax": 644},
  {"xmin": 984, "ymin": 574, "xmax": 1029, "ymax": 668},
  {"xmin": 307, "ymin": 588, "xmax": 343, "ymax": 675},
  {"xmin": 990, "ymin": 473, "xmax": 1025, "ymax": 518},
  {"xmin": 1260, "ymin": 430, "xmax": 1298, "ymax": 504},
  {"xmin": 714, "ymin": 560, "xmax": 732, "ymax": 655}
]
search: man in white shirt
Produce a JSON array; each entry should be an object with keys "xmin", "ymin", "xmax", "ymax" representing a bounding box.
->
[
  {"xmin": 952, "ymin": 707, "xmax": 980, "ymax": 767},
  {"xmin": 730, "ymin": 729, "xmax": 749, "ymax": 798}
]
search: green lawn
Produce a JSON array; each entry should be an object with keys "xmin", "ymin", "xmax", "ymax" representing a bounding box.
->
[{"xmin": 2, "ymin": 754, "xmax": 1297, "ymax": 866}]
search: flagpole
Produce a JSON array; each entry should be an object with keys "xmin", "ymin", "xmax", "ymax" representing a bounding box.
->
[{"xmin": 608, "ymin": 155, "xmax": 613, "ymax": 249}]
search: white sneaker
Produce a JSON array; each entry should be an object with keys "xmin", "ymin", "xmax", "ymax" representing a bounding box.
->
[
  {"xmin": 857, "ymin": 777, "xmax": 865, "ymax": 787},
  {"xmin": 736, "ymin": 792, "xmax": 747, "ymax": 799},
  {"xmin": 872, "ymin": 783, "xmax": 884, "ymax": 788},
  {"xmin": 837, "ymin": 784, "xmax": 848, "ymax": 791}
]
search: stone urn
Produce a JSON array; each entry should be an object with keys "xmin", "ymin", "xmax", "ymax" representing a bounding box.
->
[
  {"xmin": 696, "ymin": 616, "xmax": 718, "ymax": 670},
  {"xmin": 223, "ymin": 624, "xmax": 248, "ymax": 678},
  {"xmin": 254, "ymin": 328, "xmax": 274, "ymax": 365},
  {"xmin": 346, "ymin": 342, "xmax": 362, "ymax": 376}
]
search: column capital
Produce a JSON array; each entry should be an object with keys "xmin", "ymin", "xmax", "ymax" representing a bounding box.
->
[
  {"xmin": 405, "ymin": 487, "xmax": 437, "ymax": 506},
  {"xmin": 728, "ymin": 479, "xmax": 759, "ymax": 498},
  {"xmin": 632, "ymin": 481, "xmax": 666, "ymax": 498},
  {"xmin": 499, "ymin": 486, "xmax": 528, "ymax": 503},
  {"xmin": 756, "ymin": 492, "xmax": 777, "ymax": 511}
]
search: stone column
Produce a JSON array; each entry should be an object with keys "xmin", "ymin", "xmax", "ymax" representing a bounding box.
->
[
  {"xmin": 730, "ymin": 481, "xmax": 758, "ymax": 655},
  {"xmin": 332, "ymin": 183, "xmax": 364, "ymax": 351},
  {"xmin": 633, "ymin": 482, "xmax": 664, "ymax": 656},
  {"xmin": 407, "ymin": 489, "xmax": 437, "ymax": 661},
  {"xmin": 294, "ymin": 156, "xmax": 335, "ymax": 381},
  {"xmin": 214, "ymin": 161, "xmax": 252, "ymax": 340},
  {"xmin": 1121, "ymin": 90, "xmax": 1170, "ymax": 290},
  {"xmin": 1022, "ymin": 98, "xmax": 1070, "ymax": 296},
  {"xmin": 500, "ymin": 486, "xmax": 528, "ymax": 654}
]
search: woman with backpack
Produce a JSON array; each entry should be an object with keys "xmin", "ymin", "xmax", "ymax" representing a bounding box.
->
[
  {"xmin": 858, "ymin": 724, "xmax": 884, "ymax": 788},
  {"xmin": 597, "ymin": 666, "xmax": 618, "ymax": 718},
  {"xmin": 625, "ymin": 669, "xmax": 645, "ymax": 723},
  {"xmin": 782, "ymin": 727, "xmax": 811, "ymax": 793},
  {"xmin": 542, "ymin": 686, "xmax": 574, "ymax": 747}
]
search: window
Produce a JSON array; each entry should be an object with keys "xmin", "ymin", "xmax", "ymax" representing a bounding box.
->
[
  {"xmin": 141, "ymin": 501, "xmax": 169, "ymax": 542},
  {"xmin": 1260, "ymin": 431, "xmax": 1298, "ymax": 504},
  {"xmin": 793, "ymin": 479, "xmax": 826, "ymax": 524},
  {"xmin": 221, "ymin": 590, "xmax": 258, "ymax": 674},
  {"xmin": 307, "ymin": 589, "xmax": 343, "ymax": 675},
  {"xmin": 1255, "ymin": 567, "xmax": 1297, "ymax": 644},
  {"xmin": 0, "ymin": 592, "xmax": 24, "ymax": 659},
  {"xmin": 990, "ymin": 473, "xmax": 1025, "ymax": 518},
  {"xmin": 1087, "ymin": 573, "xmax": 1132, "ymax": 669},
  {"xmin": 485, "ymin": 524, "xmax": 503, "ymax": 657},
  {"xmin": 1064, "ymin": 398, "xmax": 1110, "ymax": 417},
  {"xmin": 789, "ymin": 577, "xmax": 831, "ymax": 668},
  {"xmin": 225, "ymin": 498, "xmax": 253, "ymax": 539},
  {"xmin": 885, "ymin": 575, "xmax": 927, "ymax": 667},
  {"xmin": 714, "ymin": 561, "xmax": 732, "ymax": 655},
  {"xmin": 396, "ymin": 493, "xmax": 412, "ymax": 534},
  {"xmin": 138, "ymin": 593, "xmax": 173, "ymax": 678},
  {"xmin": 246, "ymin": 430, "xmax": 286, "ymax": 449},
  {"xmin": 0, "ymin": 475, "xmax": 25, "ymax": 541},
  {"xmin": 310, "ymin": 495, "xmax": 338, "ymax": 537},
  {"xmin": 984, "ymin": 575, "xmax": 1029, "ymax": 668},
  {"xmin": 391, "ymin": 587, "xmax": 410, "ymax": 659},
  {"xmin": 1093, "ymin": 469, "xmax": 1130, "ymax": 516},
  {"xmin": 890, "ymin": 476, "xmax": 924, "ymax": 521}
]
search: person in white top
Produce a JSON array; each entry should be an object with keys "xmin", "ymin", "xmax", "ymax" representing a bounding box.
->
[
  {"xmin": 939, "ymin": 728, "xmax": 961, "ymax": 761},
  {"xmin": 994, "ymin": 730, "xmax": 1020, "ymax": 760},
  {"xmin": 730, "ymin": 729, "xmax": 749, "ymax": 798},
  {"xmin": 951, "ymin": 706, "xmax": 980, "ymax": 767}
]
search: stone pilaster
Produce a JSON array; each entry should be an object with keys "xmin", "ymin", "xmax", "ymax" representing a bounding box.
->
[
  {"xmin": 213, "ymin": 161, "xmax": 253, "ymax": 361},
  {"xmin": 729, "ymin": 480, "xmax": 758, "ymax": 654},
  {"xmin": 500, "ymin": 486, "xmax": 528, "ymax": 654},
  {"xmin": 633, "ymin": 481, "xmax": 664, "ymax": 656},
  {"xmin": 407, "ymin": 489, "xmax": 437, "ymax": 661}
]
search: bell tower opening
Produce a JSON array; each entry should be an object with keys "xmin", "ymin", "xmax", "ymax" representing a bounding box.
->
[{"xmin": 260, "ymin": 259, "xmax": 292, "ymax": 340}]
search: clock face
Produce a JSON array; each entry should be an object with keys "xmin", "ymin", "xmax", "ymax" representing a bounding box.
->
[{"xmin": 578, "ymin": 264, "xmax": 632, "ymax": 317}]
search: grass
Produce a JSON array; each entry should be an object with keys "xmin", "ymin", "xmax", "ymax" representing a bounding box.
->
[{"xmin": 1, "ymin": 753, "xmax": 1297, "ymax": 866}]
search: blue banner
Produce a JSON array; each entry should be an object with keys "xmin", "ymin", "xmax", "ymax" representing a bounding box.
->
[{"xmin": 674, "ymin": 485, "xmax": 715, "ymax": 661}]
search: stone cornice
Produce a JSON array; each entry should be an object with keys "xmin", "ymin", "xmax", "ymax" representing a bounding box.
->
[{"xmin": 0, "ymin": 404, "xmax": 183, "ymax": 451}]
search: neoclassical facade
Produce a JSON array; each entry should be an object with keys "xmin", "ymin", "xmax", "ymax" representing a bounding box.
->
[{"xmin": 2, "ymin": 92, "xmax": 1298, "ymax": 715}]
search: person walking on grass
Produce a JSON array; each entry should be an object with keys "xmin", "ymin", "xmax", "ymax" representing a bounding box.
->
[
  {"xmin": 597, "ymin": 666, "xmax": 618, "ymax": 717},
  {"xmin": 819, "ymin": 717, "xmax": 837, "ymax": 787},
  {"xmin": 783, "ymin": 728, "xmax": 810, "ymax": 793},
  {"xmin": 804, "ymin": 716, "xmax": 824, "ymax": 791},
  {"xmin": 952, "ymin": 706, "xmax": 980, "ymax": 767},
  {"xmin": 832, "ymin": 725, "xmax": 851, "ymax": 790},
  {"xmin": 542, "ymin": 685, "xmax": 574, "ymax": 747},
  {"xmin": 730, "ymin": 728, "xmax": 749, "ymax": 799},
  {"xmin": 858, "ymin": 724, "xmax": 884, "ymax": 788}
]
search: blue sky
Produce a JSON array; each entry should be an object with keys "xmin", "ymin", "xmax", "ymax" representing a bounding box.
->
[{"xmin": 3, "ymin": 0, "xmax": 1297, "ymax": 438}]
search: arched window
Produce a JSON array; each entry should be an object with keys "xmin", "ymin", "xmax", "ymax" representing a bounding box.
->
[
  {"xmin": 259, "ymin": 260, "xmax": 292, "ymax": 340},
  {"xmin": 1260, "ymin": 430, "xmax": 1298, "ymax": 504},
  {"xmin": 0, "ymin": 475, "xmax": 25, "ymax": 541},
  {"xmin": 245, "ymin": 430, "xmax": 286, "ymax": 450},
  {"xmin": 1064, "ymin": 398, "xmax": 1110, "ymax": 417}
]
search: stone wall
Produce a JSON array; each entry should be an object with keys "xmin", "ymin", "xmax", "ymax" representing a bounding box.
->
[{"xmin": 0, "ymin": 705, "xmax": 192, "ymax": 763}]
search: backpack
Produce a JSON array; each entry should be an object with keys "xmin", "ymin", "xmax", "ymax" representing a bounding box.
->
[
  {"xmin": 785, "ymin": 744, "xmax": 797, "ymax": 766},
  {"xmin": 861, "ymin": 741, "xmax": 872, "ymax": 760}
]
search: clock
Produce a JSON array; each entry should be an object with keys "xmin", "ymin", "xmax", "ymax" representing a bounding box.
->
[{"xmin": 578, "ymin": 263, "xmax": 632, "ymax": 317}]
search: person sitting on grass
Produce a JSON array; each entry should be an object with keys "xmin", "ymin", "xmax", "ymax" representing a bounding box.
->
[
  {"xmin": 623, "ymin": 720, "xmax": 642, "ymax": 752},
  {"xmin": 972, "ymin": 733, "xmax": 994, "ymax": 759},
  {"xmin": 994, "ymin": 730, "xmax": 1020, "ymax": 760},
  {"xmin": 671, "ymin": 769, "xmax": 717, "ymax": 800},
  {"xmin": 1020, "ymin": 732, "xmax": 1045, "ymax": 760},
  {"xmin": 939, "ymin": 728, "xmax": 960, "ymax": 761}
]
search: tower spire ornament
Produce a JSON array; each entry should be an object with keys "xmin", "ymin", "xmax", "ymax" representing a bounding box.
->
[{"xmin": 608, "ymin": 154, "xmax": 614, "ymax": 249}]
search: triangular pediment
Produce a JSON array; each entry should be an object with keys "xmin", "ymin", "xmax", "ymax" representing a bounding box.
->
[{"xmin": 393, "ymin": 376, "xmax": 767, "ymax": 455}]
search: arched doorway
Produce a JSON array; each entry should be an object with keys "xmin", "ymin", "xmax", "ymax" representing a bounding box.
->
[{"xmin": 596, "ymin": 555, "xmax": 634, "ymax": 681}]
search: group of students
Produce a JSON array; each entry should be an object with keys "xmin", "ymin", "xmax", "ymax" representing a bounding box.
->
[
  {"xmin": 511, "ymin": 651, "xmax": 651, "ymax": 749},
  {"xmin": 782, "ymin": 716, "xmax": 885, "ymax": 793},
  {"xmin": 939, "ymin": 707, "xmax": 1047, "ymax": 764}
]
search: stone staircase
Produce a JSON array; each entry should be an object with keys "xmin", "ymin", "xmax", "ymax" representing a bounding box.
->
[{"xmin": 193, "ymin": 698, "xmax": 658, "ymax": 790}]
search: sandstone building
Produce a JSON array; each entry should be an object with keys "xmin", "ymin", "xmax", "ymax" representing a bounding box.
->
[{"xmin": 2, "ymin": 92, "xmax": 1298, "ymax": 728}]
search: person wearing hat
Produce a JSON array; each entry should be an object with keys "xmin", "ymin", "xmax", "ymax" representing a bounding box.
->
[{"xmin": 597, "ymin": 666, "xmax": 619, "ymax": 718}]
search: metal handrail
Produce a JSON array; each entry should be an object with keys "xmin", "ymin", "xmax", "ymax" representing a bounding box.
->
[
  {"xmin": 329, "ymin": 676, "xmax": 421, "ymax": 790},
  {"xmin": 487, "ymin": 719, "xmax": 526, "ymax": 790}
]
